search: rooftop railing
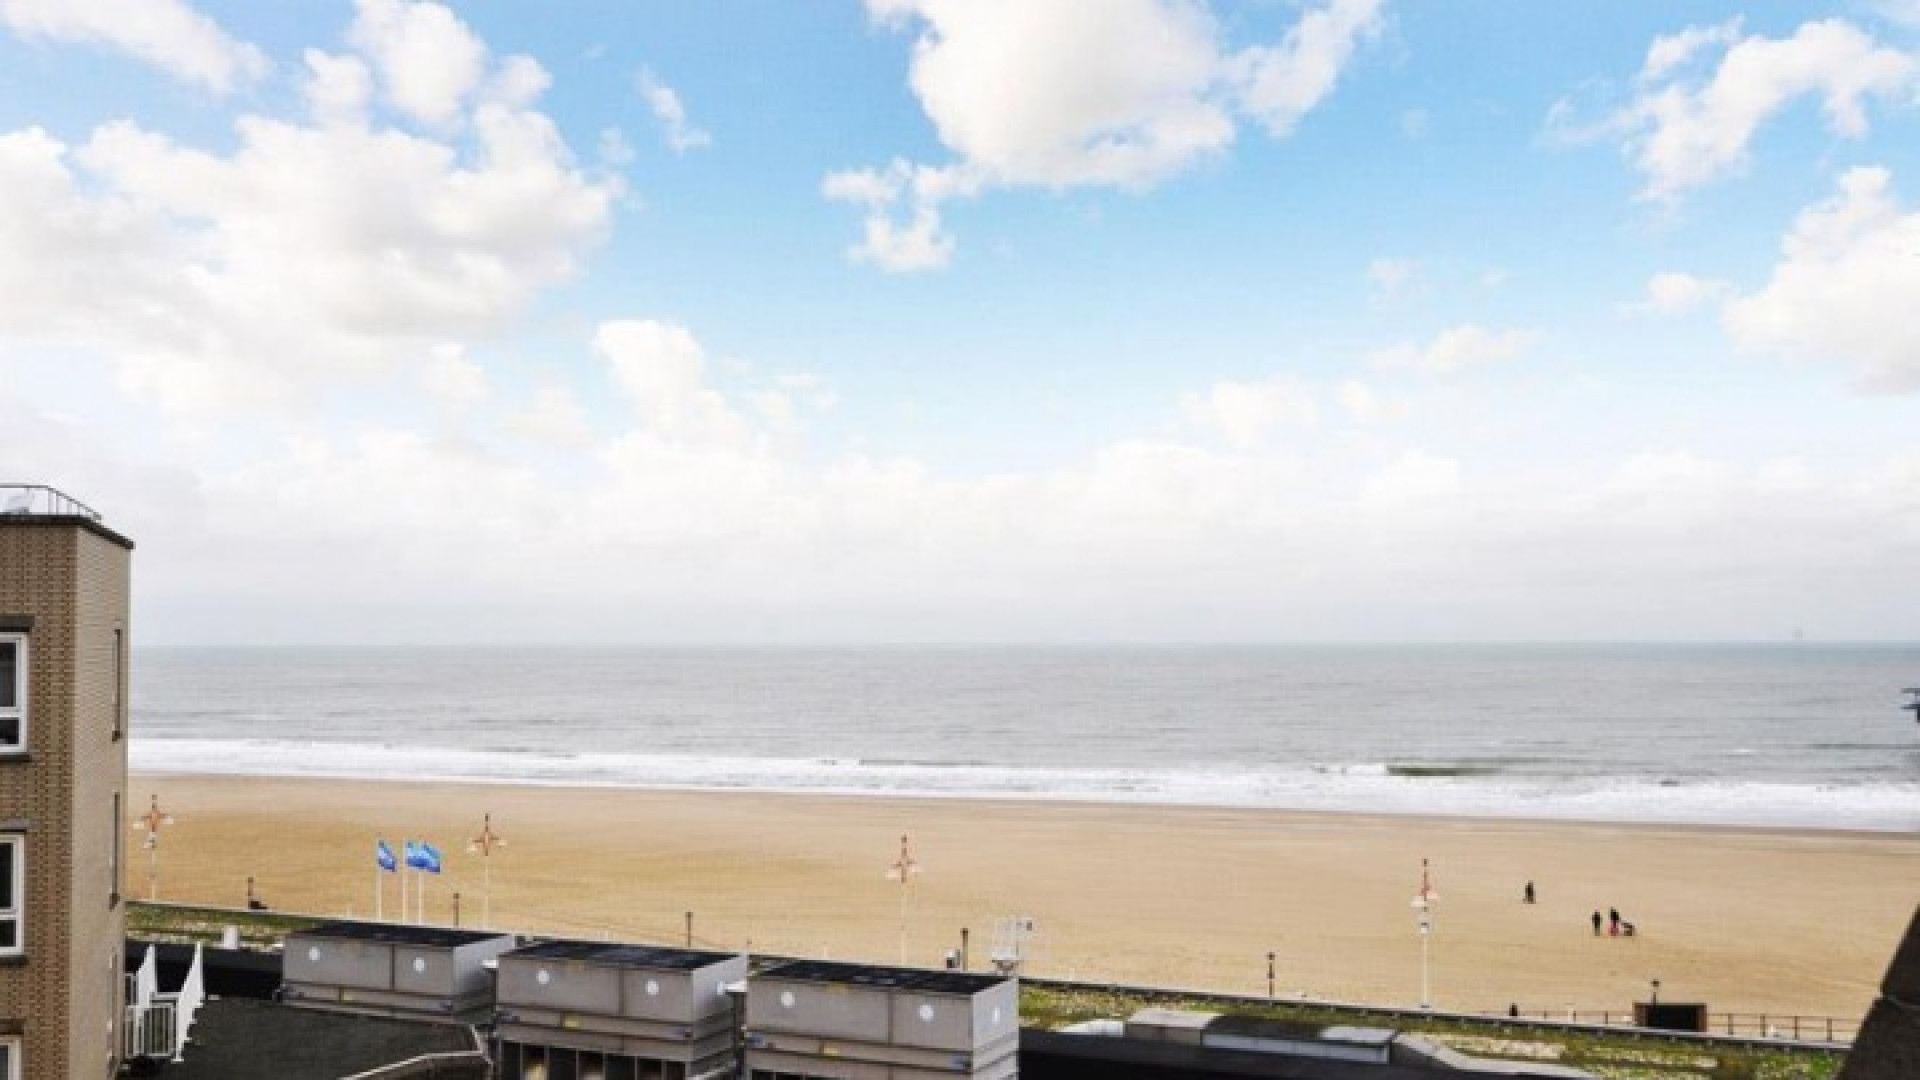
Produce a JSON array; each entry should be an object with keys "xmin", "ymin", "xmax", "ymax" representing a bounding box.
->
[{"xmin": 0, "ymin": 484, "xmax": 103, "ymax": 522}]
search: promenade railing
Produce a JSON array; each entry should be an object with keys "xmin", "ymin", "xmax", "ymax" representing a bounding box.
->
[
  {"xmin": 1020, "ymin": 975, "xmax": 1858, "ymax": 1051},
  {"xmin": 1505, "ymin": 1008, "xmax": 1855, "ymax": 1044}
]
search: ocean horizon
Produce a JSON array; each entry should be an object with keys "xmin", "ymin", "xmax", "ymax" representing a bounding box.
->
[{"xmin": 129, "ymin": 642, "xmax": 1920, "ymax": 832}]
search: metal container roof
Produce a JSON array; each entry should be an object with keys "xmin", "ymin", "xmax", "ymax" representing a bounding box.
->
[
  {"xmin": 293, "ymin": 920, "xmax": 511, "ymax": 950},
  {"xmin": 506, "ymin": 939, "xmax": 738, "ymax": 970},
  {"xmin": 757, "ymin": 959, "xmax": 1009, "ymax": 996}
]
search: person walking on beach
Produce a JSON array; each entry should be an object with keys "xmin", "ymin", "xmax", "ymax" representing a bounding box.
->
[
  {"xmin": 1591, "ymin": 910, "xmax": 1602, "ymax": 936},
  {"xmin": 1608, "ymin": 907, "xmax": 1620, "ymax": 936},
  {"xmin": 1524, "ymin": 880, "xmax": 1535, "ymax": 904}
]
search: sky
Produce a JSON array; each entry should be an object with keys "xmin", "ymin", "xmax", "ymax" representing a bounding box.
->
[{"xmin": 1, "ymin": 0, "xmax": 1917, "ymax": 645}]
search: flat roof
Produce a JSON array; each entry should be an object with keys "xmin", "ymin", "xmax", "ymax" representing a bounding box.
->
[
  {"xmin": 1209, "ymin": 1014, "xmax": 1396, "ymax": 1046},
  {"xmin": 757, "ymin": 959, "xmax": 1008, "ymax": 996},
  {"xmin": 293, "ymin": 920, "xmax": 512, "ymax": 949},
  {"xmin": 507, "ymin": 939, "xmax": 739, "ymax": 971},
  {"xmin": 157, "ymin": 997, "xmax": 475, "ymax": 1079},
  {"xmin": 0, "ymin": 512, "xmax": 135, "ymax": 550}
]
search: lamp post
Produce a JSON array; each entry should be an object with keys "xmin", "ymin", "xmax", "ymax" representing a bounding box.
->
[
  {"xmin": 1410, "ymin": 858, "xmax": 1439, "ymax": 1010},
  {"xmin": 1651, "ymin": 979, "xmax": 1661, "ymax": 1005},
  {"xmin": 1267, "ymin": 951, "xmax": 1276, "ymax": 1000}
]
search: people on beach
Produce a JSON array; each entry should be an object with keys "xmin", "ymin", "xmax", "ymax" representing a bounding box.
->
[
  {"xmin": 1609, "ymin": 907, "xmax": 1621, "ymax": 936},
  {"xmin": 1591, "ymin": 910, "xmax": 1602, "ymax": 936},
  {"xmin": 1524, "ymin": 880, "xmax": 1535, "ymax": 904}
]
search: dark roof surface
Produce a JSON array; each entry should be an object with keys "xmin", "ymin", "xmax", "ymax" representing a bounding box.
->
[
  {"xmin": 509, "ymin": 939, "xmax": 739, "ymax": 970},
  {"xmin": 1837, "ymin": 905, "xmax": 1920, "ymax": 1080},
  {"xmin": 155, "ymin": 997, "xmax": 480, "ymax": 1080},
  {"xmin": 758, "ymin": 959, "xmax": 1008, "ymax": 996},
  {"xmin": 293, "ymin": 920, "xmax": 512, "ymax": 949}
]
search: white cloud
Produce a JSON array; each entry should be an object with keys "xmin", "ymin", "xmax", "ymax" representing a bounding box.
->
[
  {"xmin": 833, "ymin": 0, "xmax": 1383, "ymax": 270},
  {"xmin": 1362, "ymin": 450, "xmax": 1459, "ymax": 503},
  {"xmin": 1181, "ymin": 377, "xmax": 1319, "ymax": 450},
  {"xmin": 1367, "ymin": 324, "xmax": 1537, "ymax": 375},
  {"xmin": 822, "ymin": 159, "xmax": 978, "ymax": 272},
  {"xmin": 0, "ymin": 3, "xmax": 617, "ymax": 417},
  {"xmin": 1334, "ymin": 380, "xmax": 1407, "ymax": 424},
  {"xmin": 597, "ymin": 320, "xmax": 752, "ymax": 447},
  {"xmin": 1632, "ymin": 270, "xmax": 1731, "ymax": 314},
  {"xmin": 1585, "ymin": 18, "xmax": 1920, "ymax": 201},
  {"xmin": 302, "ymin": 48, "xmax": 373, "ymax": 126},
  {"xmin": 421, "ymin": 344, "xmax": 487, "ymax": 409},
  {"xmin": 1232, "ymin": 0, "xmax": 1385, "ymax": 136},
  {"xmin": 1724, "ymin": 166, "xmax": 1920, "ymax": 392},
  {"xmin": 636, "ymin": 69, "xmax": 711, "ymax": 153},
  {"xmin": 348, "ymin": 0, "xmax": 490, "ymax": 127},
  {"xmin": 870, "ymin": 0, "xmax": 1233, "ymax": 189},
  {"xmin": 1640, "ymin": 18, "xmax": 1743, "ymax": 83},
  {"xmin": 9, "ymin": 312, "xmax": 1916, "ymax": 643},
  {"xmin": 512, "ymin": 385, "xmax": 593, "ymax": 448},
  {"xmin": 0, "ymin": 0, "xmax": 268, "ymax": 92}
]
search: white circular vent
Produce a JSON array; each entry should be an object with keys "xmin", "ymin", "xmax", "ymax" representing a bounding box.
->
[
  {"xmin": 412, "ymin": 957, "xmax": 426, "ymax": 974},
  {"xmin": 992, "ymin": 1006, "xmax": 1003, "ymax": 1026},
  {"xmin": 537, "ymin": 969, "xmax": 552, "ymax": 986},
  {"xmin": 645, "ymin": 979, "xmax": 660, "ymax": 996},
  {"xmin": 306, "ymin": 946, "xmax": 320, "ymax": 963},
  {"xmin": 918, "ymin": 1003, "xmax": 935, "ymax": 1023},
  {"xmin": 780, "ymin": 990, "xmax": 795, "ymax": 1009}
]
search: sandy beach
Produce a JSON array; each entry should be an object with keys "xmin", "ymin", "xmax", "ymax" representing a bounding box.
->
[{"xmin": 129, "ymin": 773, "xmax": 1918, "ymax": 1023}]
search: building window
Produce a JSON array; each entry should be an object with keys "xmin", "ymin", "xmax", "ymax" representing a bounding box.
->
[
  {"xmin": 0, "ymin": 634, "xmax": 23, "ymax": 752},
  {"xmin": 0, "ymin": 1036, "xmax": 18, "ymax": 1080},
  {"xmin": 113, "ymin": 628, "xmax": 124, "ymax": 739},
  {"xmin": 111, "ymin": 792, "xmax": 123, "ymax": 906},
  {"xmin": 0, "ymin": 834, "xmax": 21, "ymax": 955}
]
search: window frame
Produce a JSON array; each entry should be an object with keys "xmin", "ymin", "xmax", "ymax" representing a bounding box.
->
[
  {"xmin": 0, "ymin": 1035, "xmax": 19, "ymax": 1080},
  {"xmin": 112, "ymin": 627, "xmax": 124, "ymax": 740},
  {"xmin": 110, "ymin": 792, "xmax": 123, "ymax": 908},
  {"xmin": 0, "ymin": 633, "xmax": 24, "ymax": 753},
  {"xmin": 0, "ymin": 833, "xmax": 21, "ymax": 957}
]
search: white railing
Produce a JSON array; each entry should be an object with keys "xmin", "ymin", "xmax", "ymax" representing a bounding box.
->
[
  {"xmin": 0, "ymin": 484, "xmax": 102, "ymax": 521},
  {"xmin": 125, "ymin": 997, "xmax": 179, "ymax": 1059},
  {"xmin": 123, "ymin": 942, "xmax": 207, "ymax": 1063}
]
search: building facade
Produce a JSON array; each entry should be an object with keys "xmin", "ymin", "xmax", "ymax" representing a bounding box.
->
[{"xmin": 0, "ymin": 486, "xmax": 133, "ymax": 1079}]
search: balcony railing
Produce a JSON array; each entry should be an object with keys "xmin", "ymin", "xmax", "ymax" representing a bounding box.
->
[{"xmin": 0, "ymin": 484, "xmax": 102, "ymax": 521}]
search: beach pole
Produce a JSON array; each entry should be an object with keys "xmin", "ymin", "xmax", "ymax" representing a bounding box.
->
[
  {"xmin": 467, "ymin": 814, "xmax": 505, "ymax": 929},
  {"xmin": 132, "ymin": 795, "xmax": 174, "ymax": 901},
  {"xmin": 886, "ymin": 834, "xmax": 921, "ymax": 966},
  {"xmin": 1411, "ymin": 858, "xmax": 1439, "ymax": 1009}
]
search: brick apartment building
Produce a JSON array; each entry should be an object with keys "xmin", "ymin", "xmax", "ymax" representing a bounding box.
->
[{"xmin": 0, "ymin": 486, "xmax": 133, "ymax": 1079}]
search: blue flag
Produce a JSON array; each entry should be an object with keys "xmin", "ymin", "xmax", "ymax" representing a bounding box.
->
[
  {"xmin": 376, "ymin": 838, "xmax": 396, "ymax": 873},
  {"xmin": 420, "ymin": 842, "xmax": 443, "ymax": 874},
  {"xmin": 404, "ymin": 839, "xmax": 426, "ymax": 870}
]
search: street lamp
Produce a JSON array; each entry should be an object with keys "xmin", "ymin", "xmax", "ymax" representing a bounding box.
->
[{"xmin": 1650, "ymin": 978, "xmax": 1661, "ymax": 1005}]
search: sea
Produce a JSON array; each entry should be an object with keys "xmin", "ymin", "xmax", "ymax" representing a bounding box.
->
[{"xmin": 129, "ymin": 644, "xmax": 1920, "ymax": 832}]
